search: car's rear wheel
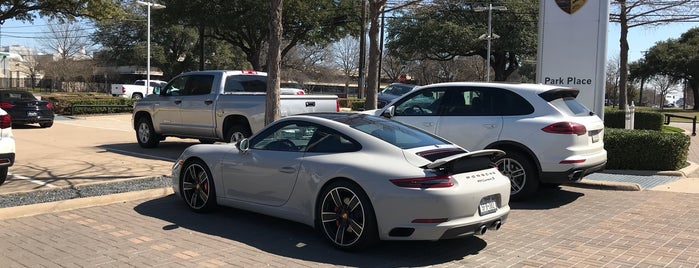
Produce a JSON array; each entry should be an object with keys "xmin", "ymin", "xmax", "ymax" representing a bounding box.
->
[
  {"xmin": 136, "ymin": 117, "xmax": 160, "ymax": 148},
  {"xmin": 39, "ymin": 121, "xmax": 53, "ymax": 128},
  {"xmin": 317, "ymin": 181, "xmax": 378, "ymax": 251},
  {"xmin": 180, "ymin": 159, "xmax": 217, "ymax": 212},
  {"xmin": 224, "ymin": 125, "xmax": 250, "ymax": 144},
  {"xmin": 495, "ymin": 151, "xmax": 539, "ymax": 201},
  {"xmin": 132, "ymin": 93, "xmax": 144, "ymax": 99},
  {"xmin": 0, "ymin": 167, "xmax": 7, "ymax": 186}
]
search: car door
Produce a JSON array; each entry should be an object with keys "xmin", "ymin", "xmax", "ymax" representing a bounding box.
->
[
  {"xmin": 434, "ymin": 87, "xmax": 503, "ymax": 150},
  {"xmin": 177, "ymin": 74, "xmax": 216, "ymax": 137},
  {"xmin": 152, "ymin": 76, "xmax": 186, "ymax": 134},
  {"xmin": 220, "ymin": 121, "xmax": 312, "ymax": 206},
  {"xmin": 389, "ymin": 89, "xmax": 441, "ymax": 134}
]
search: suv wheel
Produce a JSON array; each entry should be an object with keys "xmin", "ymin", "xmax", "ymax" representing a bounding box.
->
[{"xmin": 495, "ymin": 151, "xmax": 539, "ymax": 201}]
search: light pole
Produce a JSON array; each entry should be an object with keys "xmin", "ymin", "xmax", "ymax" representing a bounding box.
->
[
  {"xmin": 474, "ymin": 4, "xmax": 506, "ymax": 82},
  {"xmin": 135, "ymin": 1, "xmax": 165, "ymax": 92}
]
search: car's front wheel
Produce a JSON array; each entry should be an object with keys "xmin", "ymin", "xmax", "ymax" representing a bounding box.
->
[
  {"xmin": 180, "ymin": 159, "xmax": 217, "ymax": 212},
  {"xmin": 495, "ymin": 151, "xmax": 539, "ymax": 201},
  {"xmin": 317, "ymin": 181, "xmax": 378, "ymax": 251},
  {"xmin": 136, "ymin": 117, "xmax": 160, "ymax": 148}
]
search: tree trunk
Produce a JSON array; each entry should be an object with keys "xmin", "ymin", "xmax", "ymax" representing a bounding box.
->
[
  {"xmin": 364, "ymin": 0, "xmax": 386, "ymax": 110},
  {"xmin": 691, "ymin": 78, "xmax": 699, "ymax": 111},
  {"xmin": 618, "ymin": 0, "xmax": 629, "ymax": 110},
  {"xmin": 265, "ymin": 0, "xmax": 283, "ymax": 125}
]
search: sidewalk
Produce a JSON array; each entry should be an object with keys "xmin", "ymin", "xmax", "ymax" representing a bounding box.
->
[{"xmin": 578, "ymin": 121, "xmax": 699, "ymax": 193}]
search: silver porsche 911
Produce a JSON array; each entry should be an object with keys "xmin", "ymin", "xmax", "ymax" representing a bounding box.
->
[{"xmin": 172, "ymin": 113, "xmax": 510, "ymax": 250}]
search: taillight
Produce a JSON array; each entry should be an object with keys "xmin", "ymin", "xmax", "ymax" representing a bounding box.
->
[
  {"xmin": 121, "ymin": 86, "xmax": 126, "ymax": 94},
  {"xmin": 296, "ymin": 90, "xmax": 304, "ymax": 95},
  {"xmin": 46, "ymin": 102, "xmax": 54, "ymax": 109},
  {"xmin": 0, "ymin": 114, "xmax": 11, "ymax": 129},
  {"xmin": 336, "ymin": 99, "xmax": 340, "ymax": 112},
  {"xmin": 542, "ymin": 122, "xmax": 587, "ymax": 136},
  {"xmin": 0, "ymin": 102, "xmax": 13, "ymax": 109},
  {"xmin": 390, "ymin": 174, "xmax": 455, "ymax": 188}
]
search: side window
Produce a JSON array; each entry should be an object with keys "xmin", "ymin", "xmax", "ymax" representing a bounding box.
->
[
  {"xmin": 306, "ymin": 127, "xmax": 360, "ymax": 153},
  {"xmin": 184, "ymin": 75, "xmax": 214, "ymax": 95},
  {"xmin": 250, "ymin": 122, "xmax": 317, "ymax": 152},
  {"xmin": 224, "ymin": 75, "xmax": 267, "ymax": 92},
  {"xmin": 162, "ymin": 76, "xmax": 187, "ymax": 96},
  {"xmin": 393, "ymin": 89, "xmax": 440, "ymax": 116},
  {"xmin": 492, "ymin": 89, "xmax": 534, "ymax": 115}
]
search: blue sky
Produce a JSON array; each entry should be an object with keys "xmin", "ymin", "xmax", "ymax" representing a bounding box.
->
[{"xmin": 1, "ymin": 17, "xmax": 697, "ymax": 63}]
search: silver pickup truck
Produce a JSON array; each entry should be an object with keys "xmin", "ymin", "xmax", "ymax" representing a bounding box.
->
[{"xmin": 132, "ymin": 70, "xmax": 338, "ymax": 148}]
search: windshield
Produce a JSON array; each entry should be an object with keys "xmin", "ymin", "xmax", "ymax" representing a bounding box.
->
[{"xmin": 380, "ymin": 84, "xmax": 414, "ymax": 96}]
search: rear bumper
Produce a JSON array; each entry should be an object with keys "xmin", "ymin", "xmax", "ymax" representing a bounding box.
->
[
  {"xmin": 0, "ymin": 152, "xmax": 15, "ymax": 167},
  {"xmin": 540, "ymin": 161, "xmax": 607, "ymax": 183}
]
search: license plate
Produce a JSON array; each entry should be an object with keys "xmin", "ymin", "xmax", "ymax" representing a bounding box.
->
[
  {"xmin": 591, "ymin": 134, "xmax": 599, "ymax": 143},
  {"xmin": 27, "ymin": 111, "xmax": 38, "ymax": 117},
  {"xmin": 479, "ymin": 196, "xmax": 498, "ymax": 216}
]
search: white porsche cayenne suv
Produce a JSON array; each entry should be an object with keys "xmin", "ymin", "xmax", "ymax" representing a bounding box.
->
[
  {"xmin": 0, "ymin": 108, "xmax": 16, "ymax": 186},
  {"xmin": 373, "ymin": 82, "xmax": 607, "ymax": 200}
]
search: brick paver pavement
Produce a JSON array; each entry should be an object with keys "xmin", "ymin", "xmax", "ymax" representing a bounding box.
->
[{"xmin": 1, "ymin": 186, "xmax": 697, "ymax": 267}]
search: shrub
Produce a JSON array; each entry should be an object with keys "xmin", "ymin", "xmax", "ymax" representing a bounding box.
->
[
  {"xmin": 604, "ymin": 109, "xmax": 663, "ymax": 131},
  {"xmin": 350, "ymin": 100, "xmax": 366, "ymax": 111},
  {"xmin": 604, "ymin": 128, "xmax": 689, "ymax": 170},
  {"xmin": 44, "ymin": 95, "xmax": 135, "ymax": 115}
]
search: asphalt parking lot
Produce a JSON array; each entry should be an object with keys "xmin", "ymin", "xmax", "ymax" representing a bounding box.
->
[{"xmin": 1, "ymin": 114, "xmax": 698, "ymax": 267}]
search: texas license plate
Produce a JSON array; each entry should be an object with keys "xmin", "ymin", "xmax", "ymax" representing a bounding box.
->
[
  {"xmin": 591, "ymin": 133, "xmax": 599, "ymax": 143},
  {"xmin": 479, "ymin": 196, "xmax": 498, "ymax": 216},
  {"xmin": 27, "ymin": 111, "xmax": 38, "ymax": 117}
]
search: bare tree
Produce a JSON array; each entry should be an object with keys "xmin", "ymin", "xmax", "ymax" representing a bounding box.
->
[
  {"xmin": 40, "ymin": 21, "xmax": 92, "ymax": 59},
  {"xmin": 610, "ymin": 0, "xmax": 699, "ymax": 110},
  {"xmin": 653, "ymin": 74, "xmax": 679, "ymax": 109},
  {"xmin": 605, "ymin": 57, "xmax": 621, "ymax": 106},
  {"xmin": 332, "ymin": 35, "xmax": 359, "ymax": 87},
  {"xmin": 265, "ymin": 0, "xmax": 283, "ymax": 125}
]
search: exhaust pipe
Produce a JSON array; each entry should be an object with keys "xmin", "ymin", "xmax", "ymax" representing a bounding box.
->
[
  {"xmin": 489, "ymin": 220, "xmax": 502, "ymax": 231},
  {"xmin": 476, "ymin": 225, "xmax": 487, "ymax": 235}
]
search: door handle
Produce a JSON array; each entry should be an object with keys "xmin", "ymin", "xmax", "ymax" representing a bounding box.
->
[
  {"xmin": 422, "ymin": 122, "xmax": 434, "ymax": 127},
  {"xmin": 279, "ymin": 167, "xmax": 296, "ymax": 174},
  {"xmin": 483, "ymin": 124, "xmax": 496, "ymax": 129},
  {"xmin": 204, "ymin": 100, "xmax": 213, "ymax": 105},
  {"xmin": 174, "ymin": 100, "xmax": 182, "ymax": 104}
]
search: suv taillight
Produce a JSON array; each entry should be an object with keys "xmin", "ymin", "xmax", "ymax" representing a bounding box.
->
[
  {"xmin": 542, "ymin": 122, "xmax": 587, "ymax": 136},
  {"xmin": 0, "ymin": 114, "xmax": 11, "ymax": 129},
  {"xmin": 46, "ymin": 102, "xmax": 54, "ymax": 109},
  {"xmin": 0, "ymin": 102, "xmax": 13, "ymax": 109}
]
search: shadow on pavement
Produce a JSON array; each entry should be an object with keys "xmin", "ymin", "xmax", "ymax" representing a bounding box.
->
[
  {"xmin": 509, "ymin": 186, "xmax": 584, "ymax": 210},
  {"xmin": 135, "ymin": 195, "xmax": 489, "ymax": 267}
]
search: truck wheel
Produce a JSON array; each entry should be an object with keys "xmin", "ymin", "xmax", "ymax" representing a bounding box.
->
[
  {"xmin": 225, "ymin": 125, "xmax": 250, "ymax": 143},
  {"xmin": 132, "ymin": 93, "xmax": 144, "ymax": 99},
  {"xmin": 137, "ymin": 117, "xmax": 160, "ymax": 148},
  {"xmin": 0, "ymin": 167, "xmax": 7, "ymax": 186},
  {"xmin": 495, "ymin": 151, "xmax": 539, "ymax": 201}
]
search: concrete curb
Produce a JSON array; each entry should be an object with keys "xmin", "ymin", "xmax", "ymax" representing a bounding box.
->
[
  {"xmin": 0, "ymin": 187, "xmax": 173, "ymax": 220},
  {"xmin": 573, "ymin": 179, "xmax": 642, "ymax": 191}
]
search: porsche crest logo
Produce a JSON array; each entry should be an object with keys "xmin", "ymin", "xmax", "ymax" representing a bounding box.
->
[{"xmin": 555, "ymin": 0, "xmax": 587, "ymax": 14}]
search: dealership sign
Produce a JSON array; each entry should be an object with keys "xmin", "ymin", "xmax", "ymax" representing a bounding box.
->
[{"xmin": 536, "ymin": 0, "xmax": 609, "ymax": 118}]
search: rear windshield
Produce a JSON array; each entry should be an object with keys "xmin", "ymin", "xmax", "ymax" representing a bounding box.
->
[
  {"xmin": 1, "ymin": 91, "xmax": 35, "ymax": 100},
  {"xmin": 550, "ymin": 97, "xmax": 593, "ymax": 116},
  {"xmin": 324, "ymin": 113, "xmax": 451, "ymax": 149},
  {"xmin": 224, "ymin": 75, "xmax": 267, "ymax": 92}
]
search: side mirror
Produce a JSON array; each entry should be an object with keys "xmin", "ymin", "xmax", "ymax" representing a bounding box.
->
[
  {"xmin": 381, "ymin": 106, "xmax": 395, "ymax": 118},
  {"xmin": 237, "ymin": 138, "xmax": 250, "ymax": 152}
]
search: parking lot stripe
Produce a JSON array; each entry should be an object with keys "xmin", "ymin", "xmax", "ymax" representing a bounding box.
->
[{"xmin": 10, "ymin": 173, "xmax": 58, "ymax": 188}]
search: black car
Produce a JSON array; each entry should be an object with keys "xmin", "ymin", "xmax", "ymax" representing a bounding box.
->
[
  {"xmin": 377, "ymin": 83, "xmax": 416, "ymax": 108},
  {"xmin": 0, "ymin": 90, "xmax": 54, "ymax": 128}
]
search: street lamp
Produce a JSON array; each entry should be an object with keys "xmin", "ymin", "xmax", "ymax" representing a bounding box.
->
[
  {"xmin": 135, "ymin": 1, "xmax": 165, "ymax": 92},
  {"xmin": 474, "ymin": 4, "xmax": 507, "ymax": 82}
]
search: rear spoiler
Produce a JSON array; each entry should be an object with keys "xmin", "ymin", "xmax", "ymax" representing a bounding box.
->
[
  {"xmin": 424, "ymin": 149, "xmax": 505, "ymax": 173},
  {"xmin": 538, "ymin": 88, "xmax": 579, "ymax": 102}
]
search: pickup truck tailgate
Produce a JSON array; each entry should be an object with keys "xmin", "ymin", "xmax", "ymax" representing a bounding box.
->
[{"xmin": 280, "ymin": 95, "xmax": 338, "ymax": 116}]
